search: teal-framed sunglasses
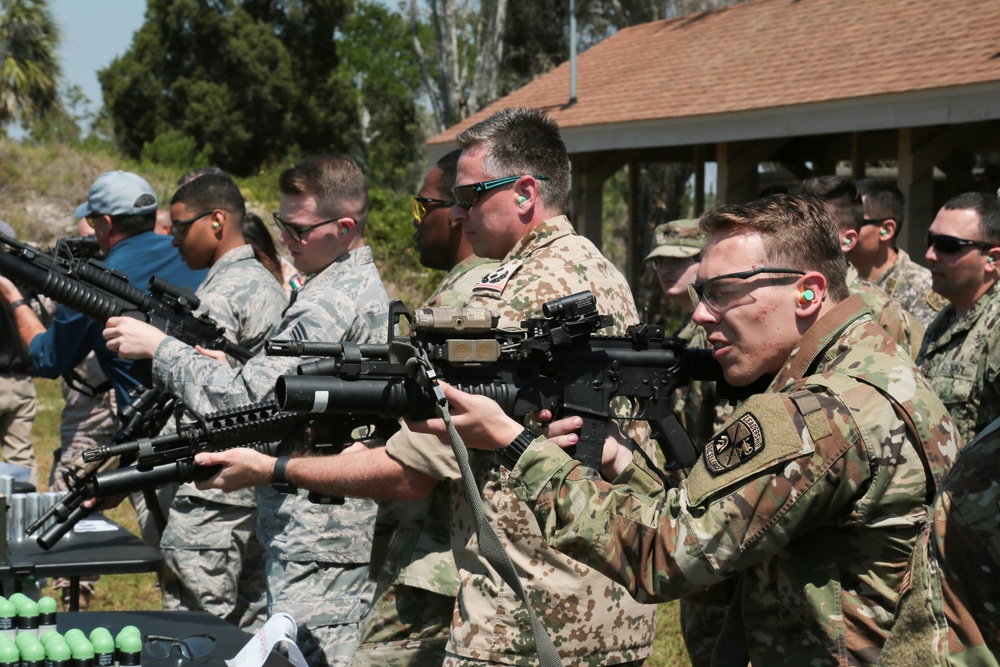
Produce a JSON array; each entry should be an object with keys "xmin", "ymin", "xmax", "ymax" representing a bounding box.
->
[{"xmin": 451, "ymin": 175, "xmax": 549, "ymax": 210}]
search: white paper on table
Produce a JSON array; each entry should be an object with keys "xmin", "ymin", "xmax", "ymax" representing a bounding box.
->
[
  {"xmin": 225, "ymin": 612, "xmax": 308, "ymax": 667},
  {"xmin": 73, "ymin": 519, "xmax": 118, "ymax": 533}
]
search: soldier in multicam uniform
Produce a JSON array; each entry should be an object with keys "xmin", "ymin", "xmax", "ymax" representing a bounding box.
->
[
  {"xmin": 798, "ymin": 176, "xmax": 926, "ymax": 358},
  {"xmin": 192, "ymin": 108, "xmax": 658, "ymax": 667},
  {"xmin": 877, "ymin": 416, "xmax": 1000, "ymax": 667},
  {"xmin": 431, "ymin": 194, "xmax": 960, "ymax": 666},
  {"xmin": 105, "ymin": 154, "xmax": 388, "ymax": 667},
  {"xmin": 853, "ymin": 179, "xmax": 946, "ymax": 327},
  {"xmin": 155, "ymin": 172, "xmax": 285, "ymax": 630},
  {"xmin": 354, "ymin": 149, "xmax": 497, "ymax": 667},
  {"xmin": 917, "ymin": 191, "xmax": 1000, "ymax": 445}
]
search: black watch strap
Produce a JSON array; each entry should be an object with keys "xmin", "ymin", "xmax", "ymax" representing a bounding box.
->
[
  {"xmin": 272, "ymin": 455, "xmax": 297, "ymax": 494},
  {"xmin": 496, "ymin": 428, "xmax": 536, "ymax": 470},
  {"xmin": 7, "ymin": 298, "xmax": 28, "ymax": 313}
]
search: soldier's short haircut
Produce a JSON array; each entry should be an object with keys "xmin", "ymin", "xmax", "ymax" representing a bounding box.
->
[
  {"xmin": 699, "ymin": 194, "xmax": 851, "ymax": 302},
  {"xmin": 856, "ymin": 178, "xmax": 905, "ymax": 238},
  {"xmin": 455, "ymin": 107, "xmax": 569, "ymax": 210},
  {"xmin": 796, "ymin": 176, "xmax": 864, "ymax": 233},
  {"xmin": 171, "ymin": 172, "xmax": 246, "ymax": 222},
  {"xmin": 279, "ymin": 153, "xmax": 369, "ymax": 228},
  {"xmin": 436, "ymin": 149, "xmax": 463, "ymax": 193},
  {"xmin": 942, "ymin": 191, "xmax": 1000, "ymax": 246},
  {"xmin": 177, "ymin": 166, "xmax": 228, "ymax": 188}
]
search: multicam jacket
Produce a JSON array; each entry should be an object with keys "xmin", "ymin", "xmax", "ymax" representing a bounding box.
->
[
  {"xmin": 873, "ymin": 249, "xmax": 945, "ymax": 329},
  {"xmin": 848, "ymin": 263, "xmax": 925, "ymax": 359},
  {"xmin": 513, "ymin": 294, "xmax": 960, "ymax": 667},
  {"xmin": 386, "ymin": 216, "xmax": 657, "ymax": 666}
]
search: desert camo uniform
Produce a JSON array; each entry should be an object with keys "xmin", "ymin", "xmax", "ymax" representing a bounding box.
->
[
  {"xmin": 847, "ymin": 263, "xmax": 925, "ymax": 359},
  {"xmin": 354, "ymin": 254, "xmax": 499, "ymax": 667},
  {"xmin": 511, "ymin": 293, "xmax": 959, "ymax": 666},
  {"xmin": 153, "ymin": 246, "xmax": 388, "ymax": 667},
  {"xmin": 877, "ymin": 417, "xmax": 1000, "ymax": 667},
  {"xmin": 917, "ymin": 284, "xmax": 1000, "ymax": 444},
  {"xmin": 385, "ymin": 216, "xmax": 658, "ymax": 666},
  {"xmin": 159, "ymin": 244, "xmax": 286, "ymax": 630},
  {"xmin": 872, "ymin": 249, "xmax": 946, "ymax": 328}
]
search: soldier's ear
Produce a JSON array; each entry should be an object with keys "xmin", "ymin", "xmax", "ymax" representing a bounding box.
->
[{"xmin": 880, "ymin": 219, "xmax": 896, "ymax": 242}]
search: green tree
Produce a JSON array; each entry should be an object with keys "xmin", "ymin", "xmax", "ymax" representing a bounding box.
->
[
  {"xmin": 0, "ymin": 0, "xmax": 59, "ymax": 127},
  {"xmin": 100, "ymin": 0, "xmax": 355, "ymax": 177}
]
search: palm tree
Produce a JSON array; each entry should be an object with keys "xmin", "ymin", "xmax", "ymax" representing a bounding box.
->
[{"xmin": 0, "ymin": 0, "xmax": 60, "ymax": 125}]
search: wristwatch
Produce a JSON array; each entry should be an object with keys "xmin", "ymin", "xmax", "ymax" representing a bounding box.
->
[
  {"xmin": 496, "ymin": 428, "xmax": 536, "ymax": 470},
  {"xmin": 272, "ymin": 455, "xmax": 297, "ymax": 494},
  {"xmin": 7, "ymin": 298, "xmax": 29, "ymax": 312}
]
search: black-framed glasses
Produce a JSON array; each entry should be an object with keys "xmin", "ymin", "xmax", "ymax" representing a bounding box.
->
[
  {"xmin": 451, "ymin": 175, "xmax": 549, "ymax": 210},
  {"xmin": 926, "ymin": 230, "xmax": 994, "ymax": 254},
  {"xmin": 144, "ymin": 634, "xmax": 216, "ymax": 659},
  {"xmin": 170, "ymin": 210, "xmax": 214, "ymax": 237},
  {"xmin": 411, "ymin": 196, "xmax": 455, "ymax": 221},
  {"xmin": 689, "ymin": 267, "xmax": 806, "ymax": 311},
  {"xmin": 272, "ymin": 212, "xmax": 349, "ymax": 242},
  {"xmin": 860, "ymin": 217, "xmax": 891, "ymax": 227}
]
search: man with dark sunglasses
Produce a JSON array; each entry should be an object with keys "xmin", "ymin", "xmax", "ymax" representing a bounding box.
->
[
  {"xmin": 917, "ymin": 191, "xmax": 1000, "ymax": 444},
  {"xmin": 422, "ymin": 193, "xmax": 959, "ymax": 666},
  {"xmin": 104, "ymin": 154, "xmax": 388, "ymax": 667},
  {"xmin": 853, "ymin": 179, "xmax": 945, "ymax": 327}
]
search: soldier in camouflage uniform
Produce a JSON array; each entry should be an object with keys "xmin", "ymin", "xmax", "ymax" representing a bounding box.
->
[
  {"xmin": 193, "ymin": 108, "xmax": 658, "ymax": 666},
  {"xmin": 105, "ymin": 154, "xmax": 388, "ymax": 667},
  {"xmin": 355, "ymin": 150, "xmax": 498, "ymax": 667},
  {"xmin": 917, "ymin": 192, "xmax": 1000, "ymax": 445},
  {"xmin": 432, "ymin": 194, "xmax": 960, "ymax": 666},
  {"xmin": 877, "ymin": 417, "xmax": 1000, "ymax": 667},
  {"xmin": 853, "ymin": 179, "xmax": 945, "ymax": 327},
  {"xmin": 156, "ymin": 172, "xmax": 285, "ymax": 630},
  {"xmin": 798, "ymin": 176, "xmax": 926, "ymax": 357},
  {"xmin": 645, "ymin": 218, "xmax": 732, "ymax": 667}
]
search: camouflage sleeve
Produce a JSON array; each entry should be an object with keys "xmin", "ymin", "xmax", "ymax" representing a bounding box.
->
[
  {"xmin": 195, "ymin": 265, "xmax": 285, "ymax": 356},
  {"xmin": 876, "ymin": 299, "xmax": 925, "ymax": 361},
  {"xmin": 511, "ymin": 388, "xmax": 875, "ymax": 603}
]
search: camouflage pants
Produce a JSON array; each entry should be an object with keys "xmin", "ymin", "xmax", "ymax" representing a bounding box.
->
[
  {"xmin": 443, "ymin": 656, "xmax": 647, "ymax": 666},
  {"xmin": 161, "ymin": 494, "xmax": 267, "ymax": 630},
  {"xmin": 267, "ymin": 558, "xmax": 375, "ymax": 667},
  {"xmin": 353, "ymin": 582, "xmax": 452, "ymax": 667},
  {"xmin": 680, "ymin": 598, "xmax": 729, "ymax": 667},
  {"xmin": 0, "ymin": 374, "xmax": 37, "ymax": 487}
]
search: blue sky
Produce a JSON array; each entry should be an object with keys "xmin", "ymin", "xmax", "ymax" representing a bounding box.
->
[{"xmin": 52, "ymin": 0, "xmax": 147, "ymax": 122}]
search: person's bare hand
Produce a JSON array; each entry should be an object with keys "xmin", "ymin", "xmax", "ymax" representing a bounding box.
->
[
  {"xmin": 193, "ymin": 449, "xmax": 278, "ymax": 492},
  {"xmin": 406, "ymin": 382, "xmax": 523, "ymax": 450},
  {"xmin": 82, "ymin": 493, "xmax": 128, "ymax": 511},
  {"xmin": 103, "ymin": 316, "xmax": 167, "ymax": 359},
  {"xmin": 194, "ymin": 345, "xmax": 231, "ymax": 366}
]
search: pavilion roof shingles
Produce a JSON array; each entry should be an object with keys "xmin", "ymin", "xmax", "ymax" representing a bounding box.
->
[{"xmin": 428, "ymin": 0, "xmax": 1000, "ymax": 144}]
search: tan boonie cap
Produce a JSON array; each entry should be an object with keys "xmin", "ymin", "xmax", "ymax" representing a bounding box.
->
[{"xmin": 645, "ymin": 219, "xmax": 705, "ymax": 261}]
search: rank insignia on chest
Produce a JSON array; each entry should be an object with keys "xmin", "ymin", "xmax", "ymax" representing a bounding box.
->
[
  {"xmin": 704, "ymin": 412, "xmax": 764, "ymax": 474},
  {"xmin": 474, "ymin": 259, "xmax": 522, "ymax": 294}
]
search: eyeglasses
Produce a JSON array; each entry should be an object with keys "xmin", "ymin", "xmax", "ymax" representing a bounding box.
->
[
  {"xmin": 451, "ymin": 175, "xmax": 549, "ymax": 210},
  {"xmin": 689, "ymin": 267, "xmax": 806, "ymax": 311},
  {"xmin": 144, "ymin": 634, "xmax": 216, "ymax": 659},
  {"xmin": 170, "ymin": 210, "xmax": 214, "ymax": 237},
  {"xmin": 860, "ymin": 218, "xmax": 890, "ymax": 227},
  {"xmin": 272, "ymin": 212, "xmax": 350, "ymax": 242},
  {"xmin": 926, "ymin": 230, "xmax": 994, "ymax": 254},
  {"xmin": 411, "ymin": 196, "xmax": 455, "ymax": 221}
]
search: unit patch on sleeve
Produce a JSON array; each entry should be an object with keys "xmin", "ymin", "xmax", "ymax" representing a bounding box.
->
[
  {"xmin": 473, "ymin": 259, "xmax": 523, "ymax": 294},
  {"xmin": 704, "ymin": 412, "xmax": 764, "ymax": 474}
]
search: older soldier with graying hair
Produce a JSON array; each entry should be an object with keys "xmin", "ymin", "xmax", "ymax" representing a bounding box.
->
[
  {"xmin": 104, "ymin": 154, "xmax": 388, "ymax": 667},
  {"xmin": 419, "ymin": 194, "xmax": 962, "ymax": 666}
]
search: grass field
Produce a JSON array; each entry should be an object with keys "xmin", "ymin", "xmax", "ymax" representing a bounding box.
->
[{"xmin": 27, "ymin": 377, "xmax": 691, "ymax": 665}]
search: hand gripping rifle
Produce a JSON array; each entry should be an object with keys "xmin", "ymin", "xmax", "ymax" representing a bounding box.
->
[
  {"xmin": 269, "ymin": 291, "xmax": 734, "ymax": 470},
  {"xmin": 0, "ymin": 231, "xmax": 253, "ymax": 364},
  {"xmin": 26, "ymin": 401, "xmax": 396, "ymax": 549}
]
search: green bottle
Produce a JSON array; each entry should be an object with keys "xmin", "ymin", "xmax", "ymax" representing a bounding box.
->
[
  {"xmin": 14, "ymin": 598, "xmax": 38, "ymax": 637},
  {"xmin": 69, "ymin": 638, "xmax": 94, "ymax": 667},
  {"xmin": 0, "ymin": 598, "xmax": 14, "ymax": 640},
  {"xmin": 63, "ymin": 629, "xmax": 86, "ymax": 644},
  {"xmin": 0, "ymin": 641, "xmax": 16, "ymax": 667},
  {"xmin": 36, "ymin": 597, "xmax": 56, "ymax": 634},
  {"xmin": 116, "ymin": 634, "xmax": 142, "ymax": 667},
  {"xmin": 44, "ymin": 639, "xmax": 71, "ymax": 667},
  {"xmin": 89, "ymin": 630, "xmax": 114, "ymax": 667},
  {"xmin": 19, "ymin": 639, "xmax": 44, "ymax": 667}
]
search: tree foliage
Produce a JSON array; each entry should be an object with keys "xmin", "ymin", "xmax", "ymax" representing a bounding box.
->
[{"xmin": 0, "ymin": 0, "xmax": 59, "ymax": 126}]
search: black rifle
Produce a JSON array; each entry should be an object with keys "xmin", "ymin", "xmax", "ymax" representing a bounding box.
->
[
  {"xmin": 270, "ymin": 292, "xmax": 734, "ymax": 470},
  {"xmin": 47, "ymin": 234, "xmax": 104, "ymax": 262},
  {"xmin": 0, "ymin": 231, "xmax": 253, "ymax": 363},
  {"xmin": 27, "ymin": 402, "xmax": 396, "ymax": 549}
]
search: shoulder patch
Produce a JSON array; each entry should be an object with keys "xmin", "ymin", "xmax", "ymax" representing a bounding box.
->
[
  {"xmin": 685, "ymin": 392, "xmax": 813, "ymax": 507},
  {"xmin": 926, "ymin": 290, "xmax": 948, "ymax": 312},
  {"xmin": 473, "ymin": 259, "xmax": 523, "ymax": 295},
  {"xmin": 883, "ymin": 276, "xmax": 898, "ymax": 297}
]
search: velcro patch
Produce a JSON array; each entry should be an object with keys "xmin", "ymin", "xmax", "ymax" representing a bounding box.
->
[
  {"xmin": 703, "ymin": 413, "xmax": 764, "ymax": 474},
  {"xmin": 473, "ymin": 259, "xmax": 522, "ymax": 294},
  {"xmin": 685, "ymin": 392, "xmax": 813, "ymax": 507},
  {"xmin": 926, "ymin": 290, "xmax": 948, "ymax": 312}
]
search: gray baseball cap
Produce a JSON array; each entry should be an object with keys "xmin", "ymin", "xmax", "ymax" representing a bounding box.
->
[
  {"xmin": 644, "ymin": 219, "xmax": 705, "ymax": 261},
  {"xmin": 74, "ymin": 171, "xmax": 158, "ymax": 219}
]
